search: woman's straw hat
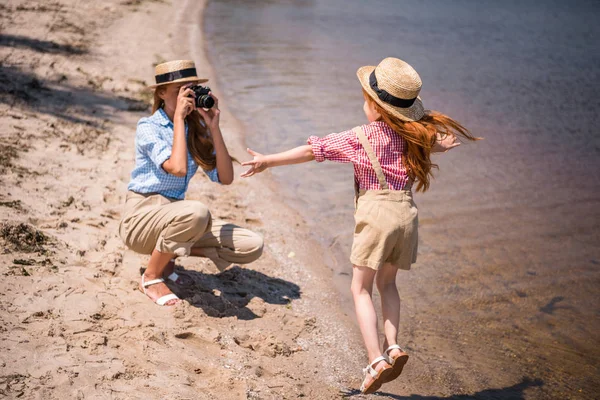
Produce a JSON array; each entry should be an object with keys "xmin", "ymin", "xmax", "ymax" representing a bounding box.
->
[
  {"xmin": 149, "ymin": 60, "xmax": 208, "ymax": 88},
  {"xmin": 357, "ymin": 57, "xmax": 425, "ymax": 122}
]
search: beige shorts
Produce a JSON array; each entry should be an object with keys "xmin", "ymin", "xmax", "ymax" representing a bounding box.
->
[{"xmin": 350, "ymin": 189, "xmax": 418, "ymax": 271}]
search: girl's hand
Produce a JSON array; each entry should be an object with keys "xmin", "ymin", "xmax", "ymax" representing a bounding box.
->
[
  {"xmin": 432, "ymin": 132, "xmax": 461, "ymax": 153},
  {"xmin": 174, "ymin": 85, "xmax": 196, "ymax": 120},
  {"xmin": 197, "ymin": 92, "xmax": 221, "ymax": 129},
  {"xmin": 241, "ymin": 148, "xmax": 268, "ymax": 177}
]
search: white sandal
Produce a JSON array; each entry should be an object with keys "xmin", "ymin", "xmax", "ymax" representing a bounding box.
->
[
  {"xmin": 141, "ymin": 275, "xmax": 180, "ymax": 306},
  {"xmin": 359, "ymin": 355, "xmax": 392, "ymax": 394},
  {"xmin": 381, "ymin": 344, "xmax": 409, "ymax": 383}
]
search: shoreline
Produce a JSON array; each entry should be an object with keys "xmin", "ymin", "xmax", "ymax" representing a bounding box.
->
[
  {"xmin": 200, "ymin": 1, "xmax": 361, "ymax": 320},
  {"xmin": 194, "ymin": 2, "xmax": 600, "ymax": 399},
  {"xmin": 0, "ymin": 0, "xmax": 364, "ymax": 398}
]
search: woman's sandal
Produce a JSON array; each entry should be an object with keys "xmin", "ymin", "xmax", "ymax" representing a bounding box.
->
[
  {"xmin": 141, "ymin": 275, "xmax": 180, "ymax": 306},
  {"xmin": 381, "ymin": 344, "xmax": 409, "ymax": 383},
  {"xmin": 360, "ymin": 355, "xmax": 393, "ymax": 394}
]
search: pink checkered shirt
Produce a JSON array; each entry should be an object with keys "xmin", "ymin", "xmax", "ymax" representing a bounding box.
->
[{"xmin": 307, "ymin": 121, "xmax": 411, "ymax": 191}]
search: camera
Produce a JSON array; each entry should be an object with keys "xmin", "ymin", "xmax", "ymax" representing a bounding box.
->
[{"xmin": 189, "ymin": 85, "xmax": 215, "ymax": 109}]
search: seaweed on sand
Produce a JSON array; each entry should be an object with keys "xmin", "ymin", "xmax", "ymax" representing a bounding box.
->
[
  {"xmin": 0, "ymin": 144, "xmax": 19, "ymax": 174},
  {"xmin": 0, "ymin": 222, "xmax": 51, "ymax": 253}
]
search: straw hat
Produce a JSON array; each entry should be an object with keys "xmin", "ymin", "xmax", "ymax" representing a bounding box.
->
[
  {"xmin": 357, "ymin": 57, "xmax": 425, "ymax": 122},
  {"xmin": 149, "ymin": 60, "xmax": 208, "ymax": 88}
]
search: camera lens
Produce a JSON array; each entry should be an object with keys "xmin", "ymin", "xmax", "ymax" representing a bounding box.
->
[{"xmin": 198, "ymin": 95, "xmax": 215, "ymax": 109}]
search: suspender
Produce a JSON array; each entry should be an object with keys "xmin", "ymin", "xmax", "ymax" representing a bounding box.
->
[{"xmin": 352, "ymin": 126, "xmax": 389, "ymax": 190}]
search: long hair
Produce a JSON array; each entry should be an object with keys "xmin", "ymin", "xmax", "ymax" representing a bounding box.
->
[
  {"xmin": 364, "ymin": 90, "xmax": 480, "ymax": 192},
  {"xmin": 152, "ymin": 89, "xmax": 216, "ymax": 171}
]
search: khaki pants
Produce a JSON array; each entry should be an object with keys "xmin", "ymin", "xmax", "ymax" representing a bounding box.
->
[{"xmin": 119, "ymin": 191, "xmax": 263, "ymax": 266}]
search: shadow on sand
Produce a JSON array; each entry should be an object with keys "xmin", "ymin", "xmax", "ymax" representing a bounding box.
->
[
  {"xmin": 340, "ymin": 377, "xmax": 544, "ymax": 399},
  {"xmin": 158, "ymin": 265, "xmax": 301, "ymax": 320},
  {"xmin": 0, "ymin": 34, "xmax": 87, "ymax": 55},
  {"xmin": 0, "ymin": 63, "xmax": 148, "ymax": 125}
]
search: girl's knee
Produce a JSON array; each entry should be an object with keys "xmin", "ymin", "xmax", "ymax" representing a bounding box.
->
[
  {"xmin": 351, "ymin": 264, "xmax": 376, "ymax": 295},
  {"xmin": 350, "ymin": 281, "xmax": 372, "ymax": 298},
  {"xmin": 376, "ymin": 264, "xmax": 398, "ymax": 290},
  {"xmin": 376, "ymin": 278, "xmax": 397, "ymax": 293}
]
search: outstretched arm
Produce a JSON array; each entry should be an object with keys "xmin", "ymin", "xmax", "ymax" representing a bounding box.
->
[{"xmin": 241, "ymin": 145, "xmax": 315, "ymax": 177}]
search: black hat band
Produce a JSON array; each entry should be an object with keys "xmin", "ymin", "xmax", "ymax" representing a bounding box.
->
[
  {"xmin": 369, "ymin": 71, "xmax": 417, "ymax": 108},
  {"xmin": 155, "ymin": 67, "xmax": 198, "ymax": 84}
]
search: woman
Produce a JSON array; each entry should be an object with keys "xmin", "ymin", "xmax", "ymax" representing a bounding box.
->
[{"xmin": 119, "ymin": 60, "xmax": 264, "ymax": 306}]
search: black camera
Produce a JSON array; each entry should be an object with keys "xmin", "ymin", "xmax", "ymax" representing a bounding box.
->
[{"xmin": 189, "ymin": 85, "xmax": 215, "ymax": 109}]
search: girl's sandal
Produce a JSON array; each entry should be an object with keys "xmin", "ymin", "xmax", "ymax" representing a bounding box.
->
[
  {"xmin": 360, "ymin": 356, "xmax": 393, "ymax": 394},
  {"xmin": 381, "ymin": 344, "xmax": 409, "ymax": 383},
  {"xmin": 141, "ymin": 275, "xmax": 180, "ymax": 306}
]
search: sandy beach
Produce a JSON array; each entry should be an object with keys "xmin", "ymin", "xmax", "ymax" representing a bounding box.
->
[
  {"xmin": 0, "ymin": 1, "xmax": 365, "ymax": 398},
  {"xmin": 1, "ymin": 0, "xmax": 598, "ymax": 399}
]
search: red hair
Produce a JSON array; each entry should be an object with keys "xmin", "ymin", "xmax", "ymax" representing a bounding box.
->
[{"xmin": 364, "ymin": 90, "xmax": 480, "ymax": 192}]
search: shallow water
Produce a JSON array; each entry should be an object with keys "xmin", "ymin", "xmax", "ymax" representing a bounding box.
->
[{"xmin": 205, "ymin": 0, "xmax": 600, "ymax": 397}]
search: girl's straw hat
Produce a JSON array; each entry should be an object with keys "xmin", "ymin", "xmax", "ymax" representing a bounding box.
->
[
  {"xmin": 357, "ymin": 57, "xmax": 425, "ymax": 122},
  {"xmin": 149, "ymin": 60, "xmax": 208, "ymax": 88}
]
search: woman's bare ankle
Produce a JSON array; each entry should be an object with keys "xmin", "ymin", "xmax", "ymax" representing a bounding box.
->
[
  {"xmin": 143, "ymin": 270, "xmax": 162, "ymax": 280},
  {"xmin": 163, "ymin": 259, "xmax": 176, "ymax": 275}
]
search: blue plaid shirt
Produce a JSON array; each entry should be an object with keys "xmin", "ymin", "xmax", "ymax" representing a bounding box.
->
[{"xmin": 127, "ymin": 108, "xmax": 220, "ymax": 199}]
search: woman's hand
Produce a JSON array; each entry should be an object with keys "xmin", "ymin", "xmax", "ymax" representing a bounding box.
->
[
  {"xmin": 432, "ymin": 132, "xmax": 461, "ymax": 153},
  {"xmin": 241, "ymin": 148, "xmax": 269, "ymax": 177},
  {"xmin": 197, "ymin": 91, "xmax": 221, "ymax": 129},
  {"xmin": 174, "ymin": 86, "xmax": 196, "ymax": 120}
]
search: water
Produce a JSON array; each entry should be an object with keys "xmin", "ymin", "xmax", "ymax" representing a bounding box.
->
[{"xmin": 205, "ymin": 0, "xmax": 600, "ymax": 396}]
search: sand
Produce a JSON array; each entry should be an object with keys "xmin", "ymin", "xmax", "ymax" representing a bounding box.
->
[{"xmin": 0, "ymin": 0, "xmax": 364, "ymax": 398}]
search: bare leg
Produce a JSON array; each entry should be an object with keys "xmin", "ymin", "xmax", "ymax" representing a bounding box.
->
[
  {"xmin": 351, "ymin": 265, "xmax": 388, "ymax": 387},
  {"xmin": 376, "ymin": 262, "xmax": 403, "ymax": 358},
  {"xmin": 156, "ymin": 248, "xmax": 221, "ymax": 285},
  {"xmin": 160, "ymin": 257, "xmax": 193, "ymax": 286},
  {"xmin": 162, "ymin": 258, "xmax": 176, "ymax": 276},
  {"xmin": 190, "ymin": 248, "xmax": 208, "ymax": 257},
  {"xmin": 139, "ymin": 249, "xmax": 179, "ymax": 305}
]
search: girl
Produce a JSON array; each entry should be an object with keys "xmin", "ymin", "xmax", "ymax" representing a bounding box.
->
[
  {"xmin": 119, "ymin": 60, "xmax": 264, "ymax": 306},
  {"xmin": 241, "ymin": 57, "xmax": 478, "ymax": 393}
]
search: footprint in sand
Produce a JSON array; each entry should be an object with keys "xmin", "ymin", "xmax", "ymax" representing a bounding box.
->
[{"xmin": 173, "ymin": 328, "xmax": 222, "ymax": 354}]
